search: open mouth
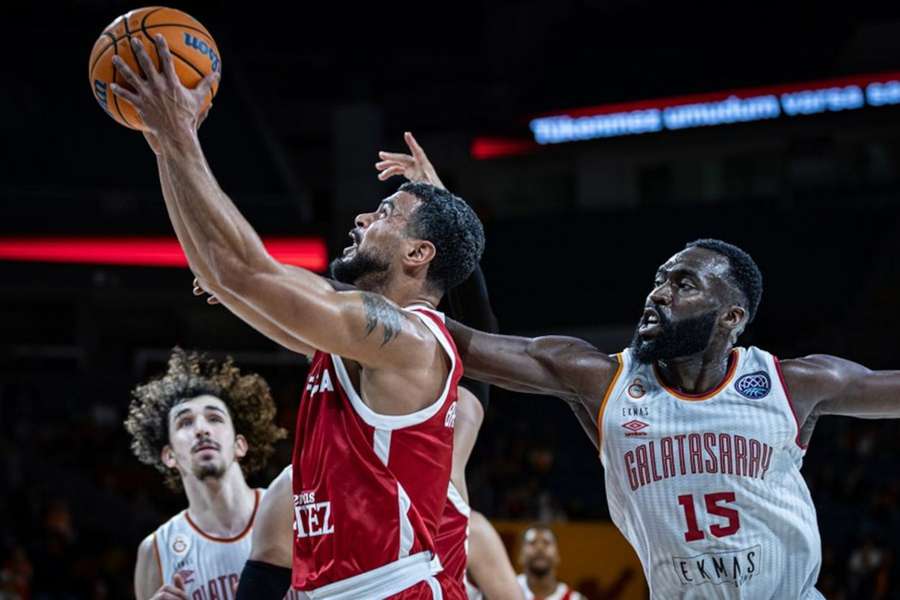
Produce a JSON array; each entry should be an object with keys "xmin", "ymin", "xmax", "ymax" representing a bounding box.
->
[
  {"xmin": 343, "ymin": 231, "xmax": 361, "ymax": 256},
  {"xmin": 638, "ymin": 307, "xmax": 662, "ymax": 337}
]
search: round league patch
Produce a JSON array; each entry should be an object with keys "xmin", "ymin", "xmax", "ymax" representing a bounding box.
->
[
  {"xmin": 172, "ymin": 534, "xmax": 191, "ymax": 556},
  {"xmin": 734, "ymin": 371, "xmax": 771, "ymax": 399}
]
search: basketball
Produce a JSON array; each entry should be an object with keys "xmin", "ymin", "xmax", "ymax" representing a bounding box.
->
[{"xmin": 88, "ymin": 6, "xmax": 221, "ymax": 131}]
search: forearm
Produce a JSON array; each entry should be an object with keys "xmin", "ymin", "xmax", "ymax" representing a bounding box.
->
[{"xmin": 156, "ymin": 129, "xmax": 277, "ymax": 286}]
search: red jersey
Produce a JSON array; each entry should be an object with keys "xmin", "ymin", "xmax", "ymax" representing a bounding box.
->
[
  {"xmin": 291, "ymin": 306, "xmax": 462, "ymax": 599},
  {"xmin": 434, "ymin": 482, "xmax": 470, "ymax": 599}
]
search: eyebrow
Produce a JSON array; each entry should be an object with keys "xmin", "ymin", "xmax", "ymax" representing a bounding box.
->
[{"xmin": 172, "ymin": 405, "xmax": 227, "ymax": 421}]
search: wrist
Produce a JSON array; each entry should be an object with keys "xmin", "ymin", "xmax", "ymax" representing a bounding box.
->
[{"xmin": 158, "ymin": 126, "xmax": 202, "ymax": 158}]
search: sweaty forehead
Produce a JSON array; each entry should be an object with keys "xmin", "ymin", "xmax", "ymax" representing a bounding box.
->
[
  {"xmin": 659, "ymin": 247, "xmax": 731, "ymax": 279},
  {"xmin": 383, "ymin": 191, "xmax": 422, "ymax": 216}
]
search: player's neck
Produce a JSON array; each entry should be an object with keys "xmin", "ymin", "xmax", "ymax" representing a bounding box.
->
[
  {"xmin": 367, "ymin": 276, "xmax": 441, "ymax": 310},
  {"xmin": 182, "ymin": 464, "xmax": 256, "ymax": 537},
  {"xmin": 655, "ymin": 343, "xmax": 734, "ymax": 396},
  {"xmin": 526, "ymin": 572, "xmax": 559, "ymax": 597}
]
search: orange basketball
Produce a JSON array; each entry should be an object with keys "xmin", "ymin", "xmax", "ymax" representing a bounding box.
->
[{"xmin": 88, "ymin": 6, "xmax": 221, "ymax": 131}]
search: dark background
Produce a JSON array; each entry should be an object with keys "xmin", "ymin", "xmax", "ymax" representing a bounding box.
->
[{"xmin": 3, "ymin": 1, "xmax": 900, "ymax": 597}]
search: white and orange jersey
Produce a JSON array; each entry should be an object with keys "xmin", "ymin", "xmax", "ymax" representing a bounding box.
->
[
  {"xmin": 153, "ymin": 488, "xmax": 300, "ymax": 600},
  {"xmin": 516, "ymin": 575, "xmax": 584, "ymax": 600},
  {"xmin": 599, "ymin": 346, "xmax": 824, "ymax": 599}
]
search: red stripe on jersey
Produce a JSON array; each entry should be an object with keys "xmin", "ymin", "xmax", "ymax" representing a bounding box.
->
[{"xmin": 773, "ymin": 356, "xmax": 808, "ymax": 449}]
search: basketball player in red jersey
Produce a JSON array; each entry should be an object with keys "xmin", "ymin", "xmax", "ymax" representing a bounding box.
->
[
  {"xmin": 194, "ymin": 134, "xmax": 521, "ymax": 599},
  {"xmin": 112, "ymin": 37, "xmax": 484, "ymax": 598},
  {"xmin": 125, "ymin": 348, "xmax": 287, "ymax": 600}
]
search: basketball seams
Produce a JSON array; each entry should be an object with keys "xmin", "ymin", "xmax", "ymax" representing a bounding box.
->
[
  {"xmin": 110, "ymin": 39, "xmax": 139, "ymax": 130},
  {"xmin": 90, "ymin": 8, "xmax": 218, "ymax": 130}
]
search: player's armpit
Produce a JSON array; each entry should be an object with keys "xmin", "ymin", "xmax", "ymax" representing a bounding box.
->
[
  {"xmin": 467, "ymin": 511, "xmax": 524, "ymax": 600},
  {"xmin": 134, "ymin": 533, "xmax": 163, "ymax": 600},
  {"xmin": 781, "ymin": 354, "xmax": 900, "ymax": 421}
]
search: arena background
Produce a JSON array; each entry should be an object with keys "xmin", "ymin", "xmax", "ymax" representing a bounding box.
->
[{"xmin": 2, "ymin": 1, "xmax": 900, "ymax": 598}]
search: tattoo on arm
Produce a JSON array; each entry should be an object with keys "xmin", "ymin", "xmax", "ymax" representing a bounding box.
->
[{"xmin": 361, "ymin": 293, "xmax": 404, "ymax": 346}]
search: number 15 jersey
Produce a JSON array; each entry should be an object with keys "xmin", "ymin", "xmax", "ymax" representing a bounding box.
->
[{"xmin": 599, "ymin": 346, "xmax": 824, "ymax": 599}]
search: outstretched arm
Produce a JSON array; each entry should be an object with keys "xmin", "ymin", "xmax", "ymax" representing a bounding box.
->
[
  {"xmin": 447, "ymin": 319, "xmax": 616, "ymax": 399},
  {"xmin": 111, "ymin": 36, "xmax": 436, "ymax": 369},
  {"xmin": 781, "ymin": 355, "xmax": 900, "ymax": 429}
]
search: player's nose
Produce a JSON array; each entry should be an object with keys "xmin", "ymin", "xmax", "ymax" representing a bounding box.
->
[
  {"xmin": 649, "ymin": 283, "xmax": 672, "ymax": 305},
  {"xmin": 355, "ymin": 211, "xmax": 374, "ymax": 229}
]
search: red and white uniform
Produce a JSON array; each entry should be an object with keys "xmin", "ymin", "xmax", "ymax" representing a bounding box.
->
[
  {"xmin": 291, "ymin": 306, "xmax": 462, "ymax": 599},
  {"xmin": 153, "ymin": 489, "xmax": 300, "ymax": 600},
  {"xmin": 516, "ymin": 575, "xmax": 584, "ymax": 600},
  {"xmin": 434, "ymin": 482, "xmax": 470, "ymax": 598}
]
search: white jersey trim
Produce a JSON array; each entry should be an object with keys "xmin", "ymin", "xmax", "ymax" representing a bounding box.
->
[
  {"xmin": 447, "ymin": 482, "xmax": 471, "ymax": 518},
  {"xmin": 398, "ymin": 482, "xmax": 415, "ymax": 558},
  {"xmin": 330, "ymin": 306, "xmax": 456, "ymax": 431},
  {"xmin": 374, "ymin": 428, "xmax": 392, "ymax": 465},
  {"xmin": 299, "ymin": 550, "xmax": 435, "ymax": 600}
]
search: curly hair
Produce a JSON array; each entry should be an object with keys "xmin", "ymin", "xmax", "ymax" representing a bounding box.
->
[
  {"xmin": 124, "ymin": 348, "xmax": 287, "ymax": 491},
  {"xmin": 399, "ymin": 182, "xmax": 485, "ymax": 292}
]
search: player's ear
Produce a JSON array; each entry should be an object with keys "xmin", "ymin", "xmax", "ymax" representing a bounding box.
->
[
  {"xmin": 404, "ymin": 239, "xmax": 436, "ymax": 268},
  {"xmin": 722, "ymin": 305, "xmax": 746, "ymax": 339},
  {"xmin": 161, "ymin": 445, "xmax": 177, "ymax": 468},
  {"xmin": 234, "ymin": 434, "xmax": 248, "ymax": 460}
]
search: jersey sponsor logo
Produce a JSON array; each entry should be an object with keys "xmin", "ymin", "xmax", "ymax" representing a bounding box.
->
[
  {"xmin": 622, "ymin": 419, "xmax": 649, "ymax": 437},
  {"xmin": 622, "ymin": 406, "xmax": 649, "ymax": 417},
  {"xmin": 305, "ymin": 369, "xmax": 334, "ymax": 395},
  {"xmin": 171, "ymin": 533, "xmax": 191, "ymax": 556},
  {"xmin": 627, "ymin": 378, "xmax": 646, "ymax": 399},
  {"xmin": 445, "ymin": 401, "xmax": 458, "ymax": 428},
  {"xmin": 176, "ymin": 569, "xmax": 195, "ymax": 585},
  {"xmin": 734, "ymin": 371, "xmax": 771, "ymax": 399},
  {"xmin": 293, "ymin": 490, "xmax": 335, "ymax": 538},
  {"xmin": 624, "ymin": 433, "xmax": 774, "ymax": 491},
  {"xmin": 672, "ymin": 544, "xmax": 760, "ymax": 588}
]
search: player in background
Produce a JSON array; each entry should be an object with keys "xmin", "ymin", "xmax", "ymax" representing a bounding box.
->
[
  {"xmin": 125, "ymin": 348, "xmax": 287, "ymax": 600},
  {"xmin": 516, "ymin": 526, "xmax": 584, "ymax": 600},
  {"xmin": 113, "ymin": 37, "xmax": 484, "ymax": 598}
]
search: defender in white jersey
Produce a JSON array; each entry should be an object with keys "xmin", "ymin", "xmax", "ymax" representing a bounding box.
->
[
  {"xmin": 124, "ymin": 348, "xmax": 287, "ymax": 600},
  {"xmin": 448, "ymin": 239, "xmax": 900, "ymax": 599},
  {"xmin": 516, "ymin": 526, "xmax": 584, "ymax": 600}
]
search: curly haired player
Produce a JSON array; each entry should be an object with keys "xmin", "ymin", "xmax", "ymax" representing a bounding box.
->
[{"xmin": 125, "ymin": 348, "xmax": 288, "ymax": 600}]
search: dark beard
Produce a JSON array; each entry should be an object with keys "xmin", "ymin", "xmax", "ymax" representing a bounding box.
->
[
  {"xmin": 330, "ymin": 250, "xmax": 390, "ymax": 290},
  {"xmin": 194, "ymin": 463, "xmax": 225, "ymax": 481},
  {"xmin": 526, "ymin": 559, "xmax": 552, "ymax": 578},
  {"xmin": 630, "ymin": 310, "xmax": 717, "ymax": 364}
]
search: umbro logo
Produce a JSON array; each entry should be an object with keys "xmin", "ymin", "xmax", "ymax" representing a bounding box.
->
[{"xmin": 622, "ymin": 420, "xmax": 649, "ymax": 437}]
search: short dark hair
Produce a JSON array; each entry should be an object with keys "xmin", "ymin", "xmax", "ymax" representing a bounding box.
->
[
  {"xmin": 399, "ymin": 182, "xmax": 485, "ymax": 292},
  {"xmin": 124, "ymin": 348, "xmax": 286, "ymax": 491},
  {"xmin": 685, "ymin": 239, "xmax": 763, "ymax": 323}
]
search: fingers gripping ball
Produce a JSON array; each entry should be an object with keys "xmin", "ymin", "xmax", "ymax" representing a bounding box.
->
[{"xmin": 88, "ymin": 6, "xmax": 221, "ymax": 130}]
